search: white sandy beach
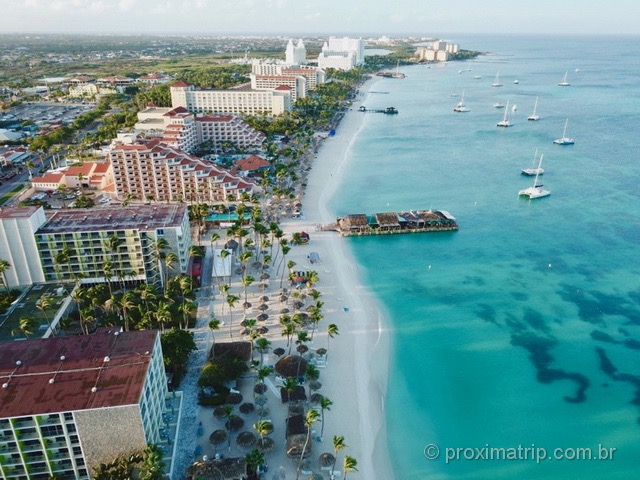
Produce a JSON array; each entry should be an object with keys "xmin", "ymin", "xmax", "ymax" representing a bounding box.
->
[{"xmin": 178, "ymin": 78, "xmax": 393, "ymax": 480}]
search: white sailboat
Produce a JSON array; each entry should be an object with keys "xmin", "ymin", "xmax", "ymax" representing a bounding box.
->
[
  {"xmin": 519, "ymin": 154, "xmax": 550, "ymax": 198},
  {"xmin": 453, "ymin": 90, "xmax": 470, "ymax": 112},
  {"xmin": 554, "ymin": 118, "xmax": 574, "ymax": 145},
  {"xmin": 527, "ymin": 97, "xmax": 540, "ymax": 121},
  {"xmin": 491, "ymin": 71, "xmax": 503, "ymax": 87},
  {"xmin": 558, "ymin": 70, "xmax": 570, "ymax": 86},
  {"xmin": 497, "ymin": 100, "xmax": 512, "ymax": 127},
  {"xmin": 521, "ymin": 148, "xmax": 545, "ymax": 176}
]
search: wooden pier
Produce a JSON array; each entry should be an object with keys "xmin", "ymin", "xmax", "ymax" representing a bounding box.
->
[
  {"xmin": 358, "ymin": 106, "xmax": 398, "ymax": 114},
  {"xmin": 325, "ymin": 210, "xmax": 458, "ymax": 236}
]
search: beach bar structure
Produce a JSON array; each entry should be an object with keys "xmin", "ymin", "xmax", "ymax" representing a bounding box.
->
[{"xmin": 332, "ymin": 209, "xmax": 458, "ymax": 236}]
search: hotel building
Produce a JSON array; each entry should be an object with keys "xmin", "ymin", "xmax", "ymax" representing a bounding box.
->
[
  {"xmin": 317, "ymin": 36, "xmax": 366, "ymax": 71},
  {"xmin": 0, "ymin": 328, "xmax": 182, "ymax": 479},
  {"xmin": 0, "ymin": 204, "xmax": 190, "ymax": 288},
  {"xmin": 170, "ymin": 81, "xmax": 292, "ymax": 116},
  {"xmin": 108, "ymin": 139, "xmax": 256, "ymax": 204}
]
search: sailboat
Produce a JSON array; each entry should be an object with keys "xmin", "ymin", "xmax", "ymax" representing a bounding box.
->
[
  {"xmin": 453, "ymin": 90, "xmax": 470, "ymax": 112},
  {"xmin": 497, "ymin": 100, "xmax": 512, "ymax": 127},
  {"xmin": 519, "ymin": 154, "xmax": 550, "ymax": 198},
  {"xmin": 491, "ymin": 71, "xmax": 503, "ymax": 87},
  {"xmin": 527, "ymin": 97, "xmax": 540, "ymax": 121},
  {"xmin": 554, "ymin": 118, "xmax": 574, "ymax": 145},
  {"xmin": 392, "ymin": 60, "xmax": 406, "ymax": 79},
  {"xmin": 521, "ymin": 148, "xmax": 544, "ymax": 176},
  {"xmin": 558, "ymin": 70, "xmax": 570, "ymax": 86}
]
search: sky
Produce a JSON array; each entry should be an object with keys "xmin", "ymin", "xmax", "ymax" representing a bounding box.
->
[{"xmin": 3, "ymin": 0, "xmax": 640, "ymax": 36}]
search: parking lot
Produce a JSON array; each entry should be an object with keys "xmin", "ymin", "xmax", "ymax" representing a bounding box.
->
[{"xmin": 0, "ymin": 101, "xmax": 94, "ymax": 127}]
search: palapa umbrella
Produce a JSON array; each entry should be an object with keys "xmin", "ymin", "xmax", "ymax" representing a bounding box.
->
[
  {"xmin": 251, "ymin": 261, "xmax": 262, "ymax": 269},
  {"xmin": 256, "ymin": 407, "xmax": 270, "ymax": 418},
  {"xmin": 256, "ymin": 325, "xmax": 269, "ymax": 334},
  {"xmin": 315, "ymin": 348, "xmax": 327, "ymax": 356},
  {"xmin": 309, "ymin": 380, "xmax": 322, "ymax": 391},
  {"xmin": 239, "ymin": 327, "xmax": 250, "ymax": 336},
  {"xmin": 293, "ymin": 300, "xmax": 305, "ymax": 310},
  {"xmin": 209, "ymin": 429, "xmax": 228, "ymax": 446},
  {"xmin": 226, "ymin": 392, "xmax": 243, "ymax": 404},
  {"xmin": 235, "ymin": 268, "xmax": 243, "ymax": 275},
  {"xmin": 254, "ymin": 383, "xmax": 268, "ymax": 395},
  {"xmin": 310, "ymin": 393, "xmax": 325, "ymax": 404},
  {"xmin": 213, "ymin": 406, "xmax": 227, "ymax": 419},
  {"xmin": 258, "ymin": 303, "xmax": 269, "ymax": 311},
  {"xmin": 236, "ymin": 431, "xmax": 257, "ymax": 448},
  {"xmin": 273, "ymin": 347, "xmax": 285, "ymax": 357},
  {"xmin": 297, "ymin": 344, "xmax": 309, "ymax": 354},
  {"xmin": 280, "ymin": 307, "xmax": 290, "ymax": 314},
  {"xmin": 256, "ymin": 437, "xmax": 275, "ymax": 452},
  {"xmin": 279, "ymin": 294, "xmax": 289, "ymax": 303},
  {"xmin": 259, "ymin": 282, "xmax": 269, "ymax": 291},
  {"xmin": 242, "ymin": 301, "xmax": 252, "ymax": 309},
  {"xmin": 225, "ymin": 415, "xmax": 244, "ymax": 432},
  {"xmin": 257, "ymin": 313, "xmax": 269, "ymax": 322},
  {"xmin": 239, "ymin": 402, "xmax": 255, "ymax": 415},
  {"xmin": 274, "ymin": 354, "xmax": 308, "ymax": 378},
  {"xmin": 319, "ymin": 452, "xmax": 335, "ymax": 468},
  {"xmin": 240, "ymin": 319, "xmax": 251, "ymax": 327},
  {"xmin": 259, "ymin": 295, "xmax": 270, "ymax": 302},
  {"xmin": 260, "ymin": 273, "xmax": 270, "ymax": 280}
]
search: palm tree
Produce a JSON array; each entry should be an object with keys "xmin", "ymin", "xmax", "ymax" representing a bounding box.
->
[
  {"xmin": 253, "ymin": 420, "xmax": 274, "ymax": 443},
  {"xmin": 305, "ymin": 363, "xmax": 320, "ymax": 399},
  {"xmin": 241, "ymin": 274, "xmax": 255, "ymax": 315},
  {"xmin": 179, "ymin": 299, "xmax": 197, "ymax": 330},
  {"xmin": 209, "ymin": 318, "xmax": 221, "ymax": 356},
  {"xmin": 281, "ymin": 321, "xmax": 296, "ymax": 354},
  {"xmin": 296, "ymin": 409, "xmax": 320, "ymax": 480},
  {"xmin": 342, "ymin": 455, "xmax": 358, "ymax": 479},
  {"xmin": 319, "ymin": 396, "xmax": 333, "ymax": 440},
  {"xmin": 151, "ymin": 237, "xmax": 169, "ymax": 288},
  {"xmin": 0, "ymin": 258, "xmax": 11, "ymax": 294},
  {"xmin": 118, "ymin": 291, "xmax": 137, "ymax": 331},
  {"xmin": 155, "ymin": 301, "xmax": 172, "ymax": 332},
  {"xmin": 222, "ymin": 404, "xmax": 234, "ymax": 451},
  {"xmin": 36, "ymin": 296, "xmax": 54, "ymax": 336},
  {"xmin": 12, "ymin": 316, "xmax": 38, "ymax": 339},
  {"xmin": 105, "ymin": 235, "xmax": 125, "ymax": 290},
  {"xmin": 327, "ymin": 323, "xmax": 339, "ymax": 355},
  {"xmin": 331, "ymin": 435, "xmax": 346, "ymax": 479},
  {"xmin": 226, "ymin": 293, "xmax": 240, "ymax": 338},
  {"xmin": 255, "ymin": 337, "xmax": 271, "ymax": 366}
]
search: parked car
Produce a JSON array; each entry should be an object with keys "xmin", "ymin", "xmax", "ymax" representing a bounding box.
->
[{"xmin": 64, "ymin": 194, "xmax": 76, "ymax": 200}]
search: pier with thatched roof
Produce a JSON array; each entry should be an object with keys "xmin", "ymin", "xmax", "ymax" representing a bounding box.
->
[{"xmin": 327, "ymin": 209, "xmax": 458, "ymax": 236}]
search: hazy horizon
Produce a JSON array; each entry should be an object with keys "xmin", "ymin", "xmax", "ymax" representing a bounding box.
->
[{"xmin": 5, "ymin": 0, "xmax": 640, "ymax": 36}]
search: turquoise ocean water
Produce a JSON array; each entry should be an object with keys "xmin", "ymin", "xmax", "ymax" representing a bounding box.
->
[{"xmin": 329, "ymin": 35, "xmax": 640, "ymax": 479}]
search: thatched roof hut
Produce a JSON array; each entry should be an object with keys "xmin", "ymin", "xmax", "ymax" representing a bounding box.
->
[
  {"xmin": 187, "ymin": 457, "xmax": 247, "ymax": 480},
  {"xmin": 280, "ymin": 385, "xmax": 307, "ymax": 404},
  {"xmin": 275, "ymin": 355, "xmax": 307, "ymax": 378},
  {"xmin": 374, "ymin": 212, "xmax": 401, "ymax": 230},
  {"xmin": 337, "ymin": 214, "xmax": 368, "ymax": 233}
]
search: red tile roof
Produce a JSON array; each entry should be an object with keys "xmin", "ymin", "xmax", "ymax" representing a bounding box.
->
[
  {"xmin": 66, "ymin": 163, "xmax": 94, "ymax": 176},
  {"xmin": 275, "ymin": 85, "xmax": 292, "ymax": 91},
  {"xmin": 171, "ymin": 80, "xmax": 190, "ymax": 88},
  {"xmin": 235, "ymin": 155, "xmax": 270, "ymax": 172},
  {"xmin": 0, "ymin": 329, "xmax": 158, "ymax": 417}
]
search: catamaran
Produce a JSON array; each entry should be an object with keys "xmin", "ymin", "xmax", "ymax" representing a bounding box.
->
[
  {"xmin": 453, "ymin": 90, "xmax": 470, "ymax": 112},
  {"xmin": 491, "ymin": 71, "xmax": 503, "ymax": 87},
  {"xmin": 522, "ymin": 148, "xmax": 544, "ymax": 176},
  {"xmin": 527, "ymin": 97, "xmax": 540, "ymax": 121},
  {"xmin": 553, "ymin": 119, "xmax": 574, "ymax": 145},
  {"xmin": 519, "ymin": 154, "xmax": 550, "ymax": 199},
  {"xmin": 497, "ymin": 100, "xmax": 512, "ymax": 127}
]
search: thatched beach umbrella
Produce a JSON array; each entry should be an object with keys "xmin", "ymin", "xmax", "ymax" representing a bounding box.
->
[
  {"xmin": 280, "ymin": 307, "xmax": 290, "ymax": 314},
  {"xmin": 239, "ymin": 327, "xmax": 250, "ymax": 336},
  {"xmin": 273, "ymin": 347, "xmax": 285, "ymax": 357},
  {"xmin": 225, "ymin": 415, "xmax": 244, "ymax": 432},
  {"xmin": 260, "ymin": 273, "xmax": 270, "ymax": 280},
  {"xmin": 254, "ymin": 383, "xmax": 267, "ymax": 395},
  {"xmin": 226, "ymin": 392, "xmax": 243, "ymax": 404},
  {"xmin": 258, "ymin": 303, "xmax": 269, "ymax": 311},
  {"xmin": 309, "ymin": 380, "xmax": 322, "ymax": 391},
  {"xmin": 256, "ymin": 325, "xmax": 268, "ymax": 334},
  {"xmin": 257, "ymin": 313, "xmax": 269, "ymax": 322},
  {"xmin": 242, "ymin": 301, "xmax": 252, "ymax": 309},
  {"xmin": 251, "ymin": 261, "xmax": 262, "ymax": 269},
  {"xmin": 235, "ymin": 268, "xmax": 243, "ymax": 275},
  {"xmin": 236, "ymin": 431, "xmax": 257, "ymax": 448},
  {"xmin": 315, "ymin": 348, "xmax": 327, "ymax": 356},
  {"xmin": 279, "ymin": 294, "xmax": 288, "ymax": 303},
  {"xmin": 239, "ymin": 402, "xmax": 255, "ymax": 415},
  {"xmin": 213, "ymin": 406, "xmax": 227, "ymax": 419},
  {"xmin": 296, "ymin": 344, "xmax": 309, "ymax": 354},
  {"xmin": 319, "ymin": 452, "xmax": 335, "ymax": 468},
  {"xmin": 293, "ymin": 300, "xmax": 305, "ymax": 310},
  {"xmin": 259, "ymin": 295, "xmax": 269, "ymax": 302},
  {"xmin": 209, "ymin": 429, "xmax": 228, "ymax": 446},
  {"xmin": 256, "ymin": 437, "xmax": 275, "ymax": 452},
  {"xmin": 275, "ymin": 355, "xmax": 308, "ymax": 378},
  {"xmin": 310, "ymin": 393, "xmax": 324, "ymax": 405}
]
